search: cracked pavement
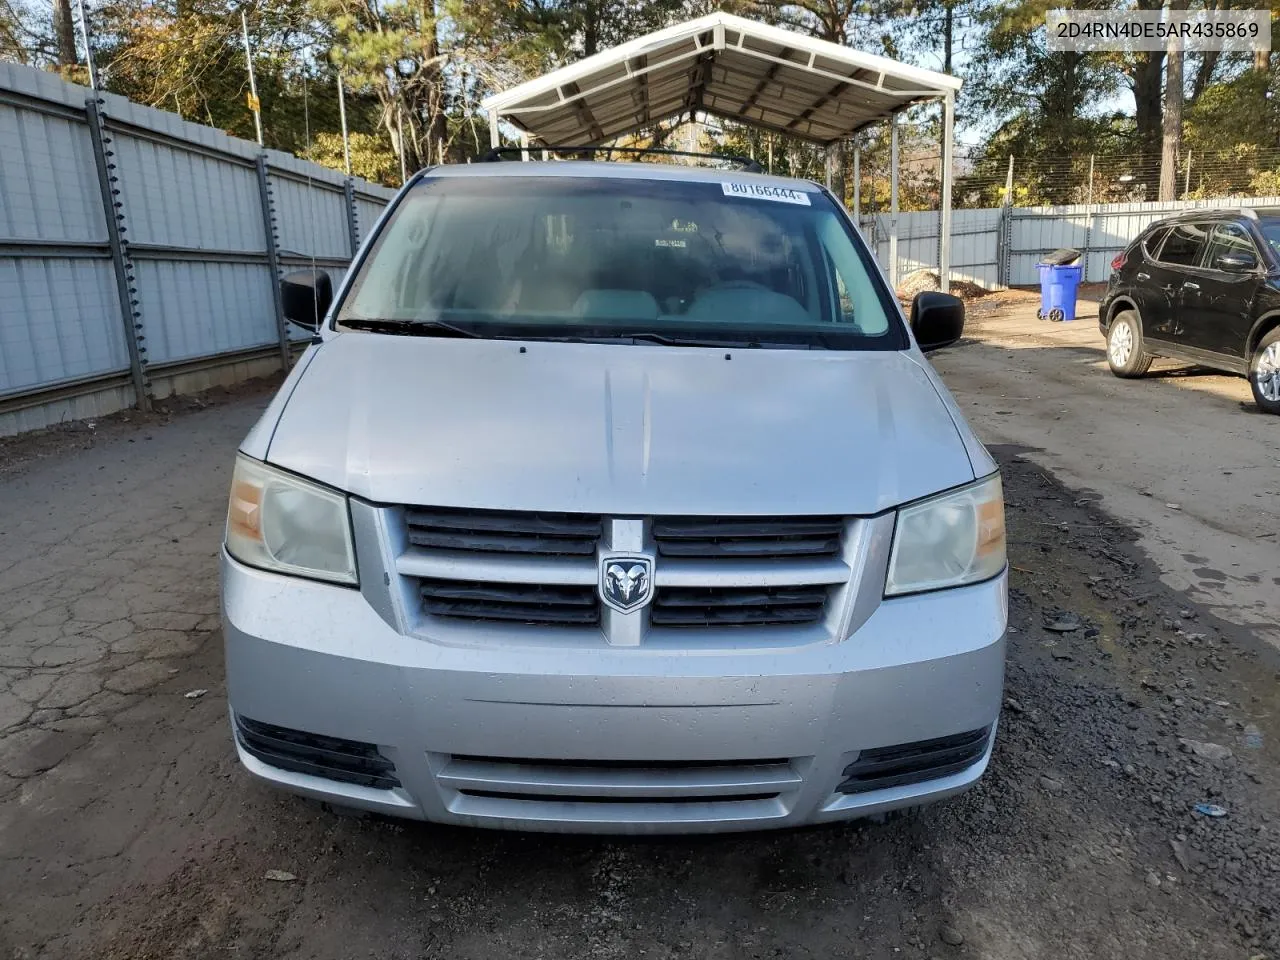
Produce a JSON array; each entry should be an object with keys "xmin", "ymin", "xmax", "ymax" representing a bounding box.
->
[
  {"xmin": 0, "ymin": 415, "xmax": 228, "ymax": 778},
  {"xmin": 0, "ymin": 396, "xmax": 261, "ymax": 957}
]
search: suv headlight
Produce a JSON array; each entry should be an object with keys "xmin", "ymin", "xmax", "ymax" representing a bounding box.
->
[
  {"xmin": 225, "ymin": 454, "xmax": 358, "ymax": 585},
  {"xmin": 885, "ymin": 474, "xmax": 1005, "ymax": 596}
]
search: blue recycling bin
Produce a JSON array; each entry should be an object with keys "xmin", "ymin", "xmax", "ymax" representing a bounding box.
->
[{"xmin": 1036, "ymin": 262, "xmax": 1084, "ymax": 322}]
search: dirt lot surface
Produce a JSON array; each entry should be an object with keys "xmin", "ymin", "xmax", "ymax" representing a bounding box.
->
[
  {"xmin": 2, "ymin": 303, "xmax": 1279, "ymax": 959},
  {"xmin": 935, "ymin": 287, "xmax": 1280, "ymax": 652}
]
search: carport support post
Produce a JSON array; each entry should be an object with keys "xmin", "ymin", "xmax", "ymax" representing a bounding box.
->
[
  {"xmin": 938, "ymin": 92, "xmax": 955, "ymax": 294},
  {"xmin": 890, "ymin": 113, "xmax": 899, "ymax": 290},
  {"xmin": 488, "ymin": 110, "xmax": 500, "ymax": 150}
]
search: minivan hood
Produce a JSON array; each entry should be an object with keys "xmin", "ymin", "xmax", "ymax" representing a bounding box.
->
[{"xmin": 264, "ymin": 334, "xmax": 976, "ymax": 515}]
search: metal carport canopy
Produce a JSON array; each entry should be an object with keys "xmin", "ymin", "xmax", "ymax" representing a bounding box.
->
[
  {"xmin": 480, "ymin": 12, "xmax": 962, "ymax": 291},
  {"xmin": 480, "ymin": 11, "xmax": 959, "ymax": 146}
]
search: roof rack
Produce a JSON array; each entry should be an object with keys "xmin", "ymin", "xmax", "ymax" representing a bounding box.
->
[{"xmin": 478, "ymin": 145, "xmax": 765, "ymax": 174}]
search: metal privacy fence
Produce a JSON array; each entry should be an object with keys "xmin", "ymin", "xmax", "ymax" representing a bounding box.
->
[
  {"xmin": 859, "ymin": 196, "xmax": 1280, "ymax": 292},
  {"xmin": 0, "ymin": 63, "xmax": 395, "ymax": 436}
]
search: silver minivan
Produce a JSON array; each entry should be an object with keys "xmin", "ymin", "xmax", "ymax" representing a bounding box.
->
[{"xmin": 221, "ymin": 160, "xmax": 1007, "ymax": 833}]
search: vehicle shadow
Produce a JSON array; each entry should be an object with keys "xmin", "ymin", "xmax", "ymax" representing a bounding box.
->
[{"xmin": 934, "ymin": 327, "xmax": 1258, "ymax": 416}]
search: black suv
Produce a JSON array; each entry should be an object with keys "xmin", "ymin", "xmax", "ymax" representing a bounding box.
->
[{"xmin": 1099, "ymin": 208, "xmax": 1280, "ymax": 413}]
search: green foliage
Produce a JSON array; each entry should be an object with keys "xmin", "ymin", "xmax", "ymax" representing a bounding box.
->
[
  {"xmin": 1249, "ymin": 167, "xmax": 1280, "ymax": 195},
  {"xmin": 5, "ymin": 0, "xmax": 1280, "ymax": 204},
  {"xmin": 308, "ymin": 130, "xmax": 400, "ymax": 184},
  {"xmin": 1185, "ymin": 69, "xmax": 1280, "ymax": 154}
]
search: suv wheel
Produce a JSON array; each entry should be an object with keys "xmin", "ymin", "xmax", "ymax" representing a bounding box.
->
[
  {"xmin": 1249, "ymin": 328, "xmax": 1280, "ymax": 414},
  {"xmin": 1106, "ymin": 309, "xmax": 1153, "ymax": 378}
]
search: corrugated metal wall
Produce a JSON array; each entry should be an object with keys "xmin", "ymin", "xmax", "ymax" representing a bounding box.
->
[
  {"xmin": 860, "ymin": 196, "xmax": 1280, "ymax": 289},
  {"xmin": 0, "ymin": 63, "xmax": 395, "ymax": 434},
  {"xmin": 0, "ymin": 78, "xmax": 127, "ymax": 395}
]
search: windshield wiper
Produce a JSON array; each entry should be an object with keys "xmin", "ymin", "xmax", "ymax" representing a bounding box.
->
[
  {"xmin": 621, "ymin": 332, "xmax": 816, "ymax": 349},
  {"xmin": 341, "ymin": 319, "xmax": 821, "ymax": 349},
  {"xmin": 341, "ymin": 317, "xmax": 483, "ymax": 338}
]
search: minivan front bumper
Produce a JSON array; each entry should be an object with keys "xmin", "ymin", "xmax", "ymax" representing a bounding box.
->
[{"xmin": 222, "ymin": 551, "xmax": 1006, "ymax": 833}]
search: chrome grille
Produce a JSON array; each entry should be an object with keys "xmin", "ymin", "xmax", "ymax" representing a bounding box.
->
[
  {"xmin": 396, "ymin": 508, "xmax": 852, "ymax": 637},
  {"xmin": 420, "ymin": 578, "xmax": 599, "ymax": 626},
  {"xmin": 652, "ymin": 516, "xmax": 843, "ymax": 559},
  {"xmin": 405, "ymin": 507, "xmax": 603, "ymax": 556},
  {"xmin": 650, "ymin": 585, "xmax": 830, "ymax": 627}
]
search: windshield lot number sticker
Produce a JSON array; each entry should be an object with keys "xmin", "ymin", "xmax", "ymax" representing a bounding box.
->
[{"xmin": 721, "ymin": 182, "xmax": 811, "ymax": 205}]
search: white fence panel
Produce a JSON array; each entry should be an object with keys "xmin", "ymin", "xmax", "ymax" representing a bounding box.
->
[
  {"xmin": 0, "ymin": 62, "xmax": 395, "ymax": 434},
  {"xmin": 862, "ymin": 195, "xmax": 1280, "ymax": 290},
  {"xmin": 354, "ymin": 196, "xmax": 389, "ymax": 248},
  {"xmin": 109, "ymin": 130, "xmax": 265, "ymax": 252},
  {"xmin": 0, "ymin": 88, "xmax": 130, "ymax": 395},
  {"xmin": 134, "ymin": 260, "xmax": 277, "ymax": 364},
  {"xmin": 0, "ymin": 257, "xmax": 129, "ymax": 392},
  {"xmin": 272, "ymin": 174, "xmax": 353, "ymax": 262},
  {"xmin": 0, "ymin": 101, "xmax": 104, "ymax": 243}
]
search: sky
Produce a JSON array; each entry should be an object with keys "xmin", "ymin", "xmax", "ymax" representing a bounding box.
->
[{"xmin": 885, "ymin": 11, "xmax": 1135, "ymax": 148}]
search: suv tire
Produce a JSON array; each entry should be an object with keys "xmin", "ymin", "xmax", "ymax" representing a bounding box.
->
[
  {"xmin": 1106, "ymin": 309, "xmax": 1153, "ymax": 378},
  {"xmin": 1249, "ymin": 327, "xmax": 1280, "ymax": 414}
]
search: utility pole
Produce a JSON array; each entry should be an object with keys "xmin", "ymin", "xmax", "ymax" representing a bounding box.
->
[
  {"xmin": 1159, "ymin": 0, "xmax": 1186, "ymax": 202},
  {"xmin": 337, "ymin": 72, "xmax": 352, "ymax": 176},
  {"xmin": 852, "ymin": 144, "xmax": 861, "ymax": 216},
  {"xmin": 396, "ymin": 106, "xmax": 408, "ymax": 185},
  {"xmin": 1083, "ymin": 154, "xmax": 1096, "ymax": 280},
  {"xmin": 997, "ymin": 155, "xmax": 1014, "ymax": 288},
  {"xmin": 241, "ymin": 8, "xmax": 263, "ymax": 146},
  {"xmin": 73, "ymin": 0, "xmax": 96, "ymax": 90},
  {"xmin": 938, "ymin": 0, "xmax": 955, "ymax": 277},
  {"xmin": 943, "ymin": 0, "xmax": 954, "ymax": 74}
]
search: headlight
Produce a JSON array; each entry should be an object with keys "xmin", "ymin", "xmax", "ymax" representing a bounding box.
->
[
  {"xmin": 225, "ymin": 454, "xmax": 358, "ymax": 585},
  {"xmin": 885, "ymin": 474, "xmax": 1005, "ymax": 596}
]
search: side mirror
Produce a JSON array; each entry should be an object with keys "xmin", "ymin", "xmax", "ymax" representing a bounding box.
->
[
  {"xmin": 1216, "ymin": 252, "xmax": 1258, "ymax": 273},
  {"xmin": 910, "ymin": 291, "xmax": 965, "ymax": 352},
  {"xmin": 280, "ymin": 269, "xmax": 333, "ymax": 331}
]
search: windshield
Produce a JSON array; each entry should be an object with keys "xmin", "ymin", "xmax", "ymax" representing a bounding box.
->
[{"xmin": 336, "ymin": 175, "xmax": 905, "ymax": 350}]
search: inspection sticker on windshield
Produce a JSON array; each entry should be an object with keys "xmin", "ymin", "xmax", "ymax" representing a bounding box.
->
[{"xmin": 721, "ymin": 182, "xmax": 811, "ymax": 205}]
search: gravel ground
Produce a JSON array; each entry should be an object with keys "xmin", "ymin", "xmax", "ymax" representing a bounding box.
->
[{"xmin": 1, "ymin": 392, "xmax": 1278, "ymax": 959}]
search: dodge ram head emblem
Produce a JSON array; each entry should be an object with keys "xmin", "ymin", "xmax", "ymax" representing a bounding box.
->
[{"xmin": 600, "ymin": 557, "xmax": 653, "ymax": 612}]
